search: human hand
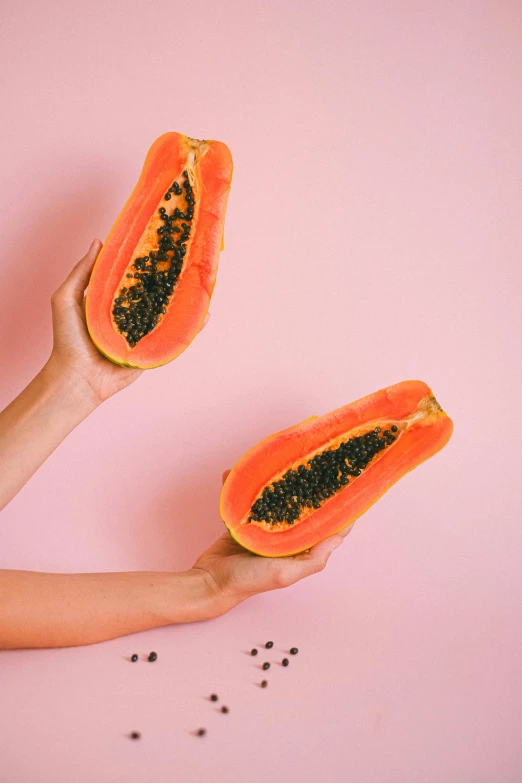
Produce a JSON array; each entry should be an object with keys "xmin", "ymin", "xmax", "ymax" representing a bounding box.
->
[
  {"xmin": 44, "ymin": 239, "xmax": 209, "ymax": 407},
  {"xmin": 191, "ymin": 470, "xmax": 354, "ymax": 615}
]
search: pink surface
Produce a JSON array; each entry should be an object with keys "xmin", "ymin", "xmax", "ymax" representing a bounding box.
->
[{"xmin": 1, "ymin": 1, "xmax": 521, "ymax": 781}]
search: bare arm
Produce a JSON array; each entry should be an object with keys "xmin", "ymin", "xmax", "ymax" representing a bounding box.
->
[
  {"xmin": 0, "ymin": 568, "xmax": 218, "ymax": 649},
  {"xmin": 0, "ymin": 471, "xmax": 352, "ymax": 650},
  {"xmin": 0, "ymin": 366, "xmax": 97, "ymax": 511},
  {"xmin": 0, "ymin": 239, "xmax": 141, "ymax": 512}
]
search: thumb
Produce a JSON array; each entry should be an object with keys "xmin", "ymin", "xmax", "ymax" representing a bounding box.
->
[{"xmin": 53, "ymin": 239, "xmax": 103, "ymax": 309}]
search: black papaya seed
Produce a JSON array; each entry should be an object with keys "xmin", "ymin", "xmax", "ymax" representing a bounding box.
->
[{"xmin": 247, "ymin": 423, "xmax": 405, "ymax": 525}]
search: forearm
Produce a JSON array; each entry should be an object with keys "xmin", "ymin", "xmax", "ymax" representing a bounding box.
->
[
  {"xmin": 0, "ymin": 568, "xmax": 224, "ymax": 649},
  {"xmin": 0, "ymin": 361, "xmax": 96, "ymax": 511}
]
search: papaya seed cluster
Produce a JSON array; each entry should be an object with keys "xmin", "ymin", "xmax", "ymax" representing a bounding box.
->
[
  {"xmin": 111, "ymin": 172, "xmax": 195, "ymax": 347},
  {"xmin": 249, "ymin": 426, "xmax": 399, "ymax": 525}
]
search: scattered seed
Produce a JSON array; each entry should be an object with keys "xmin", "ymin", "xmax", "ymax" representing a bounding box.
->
[
  {"xmin": 210, "ymin": 694, "xmax": 218, "ymax": 702},
  {"xmin": 265, "ymin": 641, "xmax": 274, "ymax": 649},
  {"xmin": 290, "ymin": 648, "xmax": 298, "ymax": 655},
  {"xmin": 263, "ymin": 662, "xmax": 270, "ymax": 670},
  {"xmin": 130, "ymin": 732, "xmax": 141, "ymax": 740},
  {"xmin": 251, "ymin": 648, "xmax": 258, "ymax": 656},
  {"xmin": 197, "ymin": 728, "xmax": 206, "ymax": 736},
  {"xmin": 282, "ymin": 658, "xmax": 289, "ymax": 667},
  {"xmin": 148, "ymin": 652, "xmax": 157, "ymax": 662},
  {"xmin": 221, "ymin": 706, "xmax": 229, "ymax": 714},
  {"xmin": 261, "ymin": 680, "xmax": 268, "ymax": 688},
  {"xmin": 131, "ymin": 654, "xmax": 138, "ymax": 662}
]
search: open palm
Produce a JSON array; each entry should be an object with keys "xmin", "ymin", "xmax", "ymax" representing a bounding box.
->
[{"xmin": 191, "ymin": 471, "xmax": 353, "ymax": 610}]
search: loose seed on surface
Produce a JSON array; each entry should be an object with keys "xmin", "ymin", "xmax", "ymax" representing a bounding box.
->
[
  {"xmin": 131, "ymin": 654, "xmax": 138, "ymax": 662},
  {"xmin": 130, "ymin": 732, "xmax": 141, "ymax": 740},
  {"xmin": 290, "ymin": 647, "xmax": 298, "ymax": 655},
  {"xmin": 221, "ymin": 706, "xmax": 229, "ymax": 714},
  {"xmin": 251, "ymin": 648, "xmax": 258, "ymax": 656},
  {"xmin": 210, "ymin": 694, "xmax": 218, "ymax": 702},
  {"xmin": 261, "ymin": 680, "xmax": 268, "ymax": 688},
  {"xmin": 197, "ymin": 728, "xmax": 206, "ymax": 736},
  {"xmin": 263, "ymin": 662, "xmax": 270, "ymax": 670},
  {"xmin": 148, "ymin": 651, "xmax": 157, "ymax": 662},
  {"xmin": 282, "ymin": 658, "xmax": 289, "ymax": 667},
  {"xmin": 265, "ymin": 641, "xmax": 274, "ymax": 649}
]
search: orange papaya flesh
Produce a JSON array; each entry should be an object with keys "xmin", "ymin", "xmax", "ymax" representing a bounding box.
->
[
  {"xmin": 220, "ymin": 380, "xmax": 453, "ymax": 557},
  {"xmin": 85, "ymin": 132, "xmax": 233, "ymax": 369}
]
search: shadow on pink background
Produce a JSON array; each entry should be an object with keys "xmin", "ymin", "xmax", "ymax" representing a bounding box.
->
[{"xmin": 1, "ymin": 1, "xmax": 521, "ymax": 781}]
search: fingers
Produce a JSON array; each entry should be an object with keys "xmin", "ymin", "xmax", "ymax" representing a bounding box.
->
[
  {"xmin": 51, "ymin": 239, "xmax": 102, "ymax": 311},
  {"xmin": 222, "ymin": 469, "xmax": 231, "ymax": 485},
  {"xmin": 273, "ymin": 532, "xmax": 349, "ymax": 587},
  {"xmin": 300, "ymin": 523, "xmax": 354, "ymax": 552},
  {"xmin": 294, "ymin": 534, "xmax": 344, "ymax": 567}
]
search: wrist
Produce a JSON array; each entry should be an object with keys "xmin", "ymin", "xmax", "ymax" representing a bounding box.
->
[
  {"xmin": 41, "ymin": 356, "xmax": 100, "ymax": 417},
  {"xmin": 185, "ymin": 568, "xmax": 240, "ymax": 621}
]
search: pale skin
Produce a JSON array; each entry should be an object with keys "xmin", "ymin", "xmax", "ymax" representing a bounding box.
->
[{"xmin": 0, "ymin": 239, "xmax": 352, "ymax": 650}]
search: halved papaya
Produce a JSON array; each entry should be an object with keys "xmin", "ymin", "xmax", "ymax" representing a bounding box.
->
[
  {"xmin": 85, "ymin": 132, "xmax": 233, "ymax": 369},
  {"xmin": 220, "ymin": 380, "xmax": 453, "ymax": 556}
]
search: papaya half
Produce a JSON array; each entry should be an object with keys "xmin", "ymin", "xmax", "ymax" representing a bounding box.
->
[
  {"xmin": 85, "ymin": 132, "xmax": 233, "ymax": 369},
  {"xmin": 220, "ymin": 380, "xmax": 453, "ymax": 557}
]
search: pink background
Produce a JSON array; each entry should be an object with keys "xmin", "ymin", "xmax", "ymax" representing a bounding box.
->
[{"xmin": 1, "ymin": 1, "xmax": 521, "ymax": 781}]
